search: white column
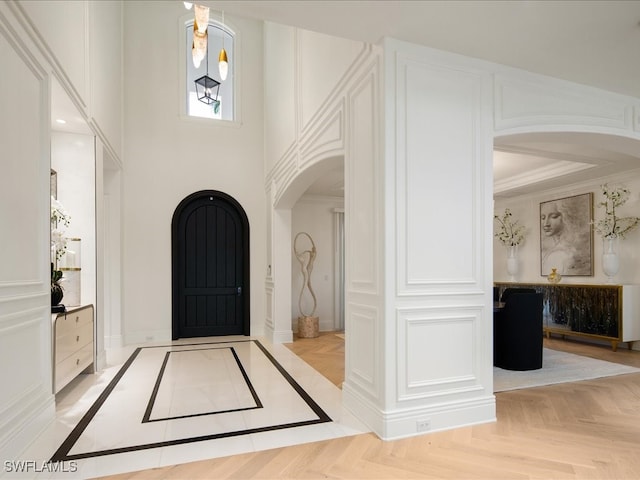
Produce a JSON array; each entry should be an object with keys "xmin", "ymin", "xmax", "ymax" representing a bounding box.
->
[{"xmin": 267, "ymin": 207, "xmax": 294, "ymax": 343}]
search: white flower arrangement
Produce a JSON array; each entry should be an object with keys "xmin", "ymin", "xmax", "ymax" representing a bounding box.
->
[
  {"xmin": 593, "ymin": 184, "xmax": 640, "ymax": 239},
  {"xmin": 51, "ymin": 197, "xmax": 71, "ymax": 262},
  {"xmin": 494, "ymin": 208, "xmax": 525, "ymax": 246}
]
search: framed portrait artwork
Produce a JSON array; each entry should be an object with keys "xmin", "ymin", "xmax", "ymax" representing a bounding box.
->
[{"xmin": 540, "ymin": 192, "xmax": 593, "ymax": 276}]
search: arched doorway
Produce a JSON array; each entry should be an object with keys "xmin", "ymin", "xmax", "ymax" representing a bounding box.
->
[
  {"xmin": 269, "ymin": 156, "xmax": 345, "ymax": 342},
  {"xmin": 171, "ymin": 190, "xmax": 250, "ymax": 339}
]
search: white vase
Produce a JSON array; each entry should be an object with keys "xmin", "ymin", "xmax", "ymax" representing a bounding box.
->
[
  {"xmin": 506, "ymin": 244, "xmax": 519, "ymax": 281},
  {"xmin": 602, "ymin": 237, "xmax": 620, "ymax": 284}
]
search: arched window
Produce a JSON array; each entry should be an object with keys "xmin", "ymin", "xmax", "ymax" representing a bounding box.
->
[{"xmin": 184, "ymin": 15, "xmax": 234, "ymax": 121}]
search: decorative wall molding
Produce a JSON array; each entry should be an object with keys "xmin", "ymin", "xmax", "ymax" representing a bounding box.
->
[
  {"xmin": 396, "ymin": 306, "xmax": 482, "ymax": 402},
  {"xmin": 0, "ymin": 305, "xmax": 47, "ymax": 332},
  {"xmin": 299, "ymin": 99, "xmax": 345, "ymax": 169},
  {"xmin": 346, "ymin": 69, "xmax": 380, "ymax": 295},
  {"xmin": 0, "ymin": 5, "xmax": 55, "ymax": 462},
  {"xmin": 9, "ymin": 1, "xmax": 88, "ymax": 109},
  {"xmin": 264, "ymin": 281, "xmax": 274, "ymax": 330},
  {"xmin": 379, "ymin": 394, "xmax": 495, "ymax": 440},
  {"xmin": 0, "ymin": 386, "xmax": 54, "ymax": 462},
  {"xmin": 7, "ymin": 1, "xmax": 122, "ymax": 165},
  {"xmin": 494, "ymin": 74, "xmax": 634, "ymax": 133},
  {"xmin": 265, "ymin": 41, "xmax": 378, "ymax": 210},
  {"xmin": 394, "ymin": 54, "xmax": 488, "ymax": 295},
  {"xmin": 298, "ymin": 40, "xmax": 370, "ymax": 134},
  {"xmin": 346, "ymin": 302, "xmax": 378, "ymax": 399},
  {"xmin": 270, "ymin": 146, "xmax": 298, "ymax": 207}
]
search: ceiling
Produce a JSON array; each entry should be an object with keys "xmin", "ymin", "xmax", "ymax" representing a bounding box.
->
[{"xmin": 52, "ymin": 1, "xmax": 640, "ymax": 197}]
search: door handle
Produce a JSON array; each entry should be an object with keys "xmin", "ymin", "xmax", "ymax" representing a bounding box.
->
[{"xmin": 237, "ymin": 286, "xmax": 242, "ymax": 295}]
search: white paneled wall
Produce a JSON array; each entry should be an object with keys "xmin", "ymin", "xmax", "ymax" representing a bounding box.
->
[
  {"xmin": 0, "ymin": 0, "xmax": 122, "ymax": 460},
  {"xmin": 264, "ymin": 22, "xmax": 375, "ymax": 345},
  {"xmin": 0, "ymin": 3, "xmax": 54, "ymax": 460},
  {"xmin": 343, "ymin": 62, "xmax": 383, "ymax": 412},
  {"xmin": 352, "ymin": 39, "xmax": 496, "ymax": 440}
]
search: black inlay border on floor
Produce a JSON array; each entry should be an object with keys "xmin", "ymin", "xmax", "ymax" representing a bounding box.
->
[
  {"xmin": 142, "ymin": 346, "xmax": 263, "ymax": 423},
  {"xmin": 50, "ymin": 339, "xmax": 332, "ymax": 462}
]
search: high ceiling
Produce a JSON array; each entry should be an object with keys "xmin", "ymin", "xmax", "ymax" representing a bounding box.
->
[
  {"xmin": 207, "ymin": 1, "xmax": 640, "ymax": 198},
  {"xmin": 53, "ymin": 1, "xmax": 640, "ymax": 197},
  {"xmin": 208, "ymin": 1, "xmax": 640, "ymax": 100}
]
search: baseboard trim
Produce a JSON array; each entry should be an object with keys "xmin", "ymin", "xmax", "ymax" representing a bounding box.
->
[{"xmin": 343, "ymin": 381, "xmax": 496, "ymax": 440}]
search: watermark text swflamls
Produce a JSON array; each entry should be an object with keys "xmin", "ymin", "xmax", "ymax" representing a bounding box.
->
[{"xmin": 4, "ymin": 460, "xmax": 78, "ymax": 473}]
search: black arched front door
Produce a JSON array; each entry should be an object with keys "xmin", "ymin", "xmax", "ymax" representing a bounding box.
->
[{"xmin": 172, "ymin": 190, "xmax": 250, "ymax": 339}]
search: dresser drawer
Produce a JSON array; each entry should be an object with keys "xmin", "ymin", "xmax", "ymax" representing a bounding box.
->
[
  {"xmin": 55, "ymin": 307, "xmax": 92, "ymax": 337},
  {"xmin": 54, "ymin": 342, "xmax": 93, "ymax": 393},
  {"xmin": 54, "ymin": 321, "xmax": 93, "ymax": 364},
  {"xmin": 52, "ymin": 304, "xmax": 95, "ymax": 394}
]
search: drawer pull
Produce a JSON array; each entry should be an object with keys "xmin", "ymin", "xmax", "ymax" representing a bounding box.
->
[
  {"xmin": 75, "ymin": 316, "xmax": 79, "ymax": 323},
  {"xmin": 76, "ymin": 358, "xmax": 80, "ymax": 365},
  {"xmin": 76, "ymin": 335, "xmax": 80, "ymax": 342}
]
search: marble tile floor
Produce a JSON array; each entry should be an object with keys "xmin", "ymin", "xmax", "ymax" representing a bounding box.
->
[{"xmin": 13, "ymin": 336, "xmax": 369, "ymax": 479}]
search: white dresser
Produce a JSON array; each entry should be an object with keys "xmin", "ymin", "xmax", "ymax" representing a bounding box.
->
[{"xmin": 52, "ymin": 304, "xmax": 95, "ymax": 394}]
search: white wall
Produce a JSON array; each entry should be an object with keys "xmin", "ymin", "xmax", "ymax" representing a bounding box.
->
[
  {"xmin": 20, "ymin": 0, "xmax": 123, "ymax": 160},
  {"xmin": 352, "ymin": 38, "xmax": 496, "ymax": 440},
  {"xmin": 0, "ymin": 4, "xmax": 54, "ymax": 459},
  {"xmin": 291, "ymin": 195, "xmax": 344, "ymax": 331},
  {"xmin": 103, "ymin": 166, "xmax": 122, "ymax": 348},
  {"xmin": 122, "ymin": 1, "xmax": 266, "ymax": 342},
  {"xmin": 51, "ymin": 132, "xmax": 96, "ymax": 308},
  {"xmin": 494, "ymin": 171, "xmax": 640, "ymax": 285},
  {"xmin": 263, "ymin": 20, "xmax": 374, "ymax": 344},
  {"xmin": 0, "ymin": 0, "xmax": 122, "ymax": 461}
]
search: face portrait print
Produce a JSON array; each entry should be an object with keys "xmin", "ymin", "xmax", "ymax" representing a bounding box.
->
[
  {"xmin": 539, "ymin": 193, "xmax": 593, "ymax": 277},
  {"xmin": 541, "ymin": 203, "xmax": 564, "ymax": 238}
]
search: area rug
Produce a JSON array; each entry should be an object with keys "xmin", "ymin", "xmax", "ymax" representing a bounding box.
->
[{"xmin": 494, "ymin": 348, "xmax": 640, "ymax": 392}]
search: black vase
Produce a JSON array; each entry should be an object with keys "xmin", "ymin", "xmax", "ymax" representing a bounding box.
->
[{"xmin": 51, "ymin": 284, "xmax": 64, "ymax": 306}]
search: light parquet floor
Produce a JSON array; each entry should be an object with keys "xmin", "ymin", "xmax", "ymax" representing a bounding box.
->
[{"xmin": 97, "ymin": 333, "xmax": 640, "ymax": 479}]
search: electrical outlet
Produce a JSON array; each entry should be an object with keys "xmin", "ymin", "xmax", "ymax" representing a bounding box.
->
[{"xmin": 416, "ymin": 419, "xmax": 431, "ymax": 432}]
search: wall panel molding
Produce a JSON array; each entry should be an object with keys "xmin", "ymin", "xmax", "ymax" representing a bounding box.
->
[
  {"xmin": 346, "ymin": 302, "xmax": 378, "ymax": 398},
  {"xmin": 264, "ymin": 280, "xmax": 274, "ymax": 330},
  {"xmin": 395, "ymin": 54, "xmax": 487, "ymax": 295},
  {"xmin": 346, "ymin": 68, "xmax": 380, "ymax": 295},
  {"xmin": 0, "ymin": 386, "xmax": 54, "ymax": 462},
  {"xmin": 269, "ymin": 146, "xmax": 299, "ymax": 207},
  {"xmin": 299, "ymin": 99, "xmax": 345, "ymax": 169},
  {"xmin": 494, "ymin": 74, "xmax": 634, "ymax": 133},
  {"xmin": 396, "ymin": 306, "xmax": 482, "ymax": 402},
  {"xmin": 10, "ymin": 0, "xmax": 88, "ymax": 109},
  {"xmin": 298, "ymin": 38, "xmax": 369, "ymax": 133}
]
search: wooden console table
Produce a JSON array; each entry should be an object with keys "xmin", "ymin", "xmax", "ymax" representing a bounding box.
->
[{"xmin": 494, "ymin": 283, "xmax": 640, "ymax": 351}]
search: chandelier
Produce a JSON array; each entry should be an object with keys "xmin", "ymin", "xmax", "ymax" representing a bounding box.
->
[{"xmin": 185, "ymin": 2, "xmax": 229, "ymax": 89}]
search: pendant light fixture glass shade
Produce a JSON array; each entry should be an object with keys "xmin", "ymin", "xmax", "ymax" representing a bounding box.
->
[
  {"xmin": 192, "ymin": 29, "xmax": 207, "ymax": 68},
  {"xmin": 218, "ymin": 48, "xmax": 228, "ymax": 81},
  {"xmin": 190, "ymin": 4, "xmax": 211, "ymax": 69},
  {"xmin": 218, "ymin": 10, "xmax": 229, "ymax": 81},
  {"xmin": 193, "ymin": 4, "xmax": 209, "ymax": 34}
]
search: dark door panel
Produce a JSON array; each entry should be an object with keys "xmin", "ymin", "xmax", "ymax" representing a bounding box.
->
[{"xmin": 172, "ymin": 191, "xmax": 250, "ymax": 339}]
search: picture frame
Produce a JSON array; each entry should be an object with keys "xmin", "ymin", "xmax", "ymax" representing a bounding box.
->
[
  {"xmin": 540, "ymin": 192, "xmax": 593, "ymax": 276},
  {"xmin": 51, "ymin": 169, "xmax": 57, "ymax": 199}
]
